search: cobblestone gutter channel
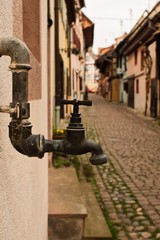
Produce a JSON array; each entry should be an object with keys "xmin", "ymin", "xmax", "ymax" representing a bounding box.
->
[{"xmin": 79, "ymin": 96, "xmax": 160, "ymax": 240}]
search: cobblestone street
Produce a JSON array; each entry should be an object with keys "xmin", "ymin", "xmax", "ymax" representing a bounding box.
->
[{"xmin": 81, "ymin": 93, "xmax": 160, "ymax": 240}]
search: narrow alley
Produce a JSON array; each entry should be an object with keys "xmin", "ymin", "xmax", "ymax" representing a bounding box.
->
[{"xmin": 82, "ymin": 93, "xmax": 160, "ymax": 240}]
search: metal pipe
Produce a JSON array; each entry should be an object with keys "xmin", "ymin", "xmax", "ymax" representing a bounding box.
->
[
  {"xmin": 0, "ymin": 37, "xmax": 32, "ymax": 154},
  {"xmin": 0, "ymin": 37, "xmax": 31, "ymax": 68},
  {"xmin": 0, "ymin": 37, "xmax": 107, "ymax": 165},
  {"xmin": 0, "ymin": 37, "xmax": 31, "ymax": 104}
]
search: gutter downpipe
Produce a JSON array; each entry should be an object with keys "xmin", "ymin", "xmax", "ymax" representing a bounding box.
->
[{"xmin": 54, "ymin": 0, "xmax": 60, "ymax": 129}]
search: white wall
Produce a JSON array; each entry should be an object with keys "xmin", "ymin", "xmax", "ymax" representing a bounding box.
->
[
  {"xmin": 134, "ymin": 76, "xmax": 146, "ymax": 113},
  {"xmin": 0, "ymin": 1, "xmax": 48, "ymax": 240}
]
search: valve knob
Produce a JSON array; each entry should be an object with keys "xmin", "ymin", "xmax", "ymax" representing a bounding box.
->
[{"xmin": 61, "ymin": 99, "xmax": 92, "ymax": 114}]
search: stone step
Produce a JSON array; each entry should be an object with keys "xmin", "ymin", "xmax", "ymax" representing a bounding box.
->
[
  {"xmin": 48, "ymin": 167, "xmax": 87, "ymax": 240},
  {"xmin": 80, "ymin": 182, "xmax": 112, "ymax": 240},
  {"xmin": 48, "ymin": 166, "xmax": 112, "ymax": 240}
]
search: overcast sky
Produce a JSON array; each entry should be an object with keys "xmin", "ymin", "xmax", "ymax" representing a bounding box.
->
[{"xmin": 82, "ymin": 0, "xmax": 158, "ymax": 53}]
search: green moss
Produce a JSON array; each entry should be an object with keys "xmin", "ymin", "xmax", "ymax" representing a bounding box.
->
[
  {"xmin": 68, "ymin": 155, "xmax": 81, "ymax": 179},
  {"xmin": 102, "ymin": 208, "xmax": 118, "ymax": 240},
  {"xmin": 82, "ymin": 164, "xmax": 94, "ymax": 182},
  {"xmin": 89, "ymin": 177, "xmax": 118, "ymax": 239},
  {"xmin": 53, "ymin": 155, "xmax": 71, "ymax": 168}
]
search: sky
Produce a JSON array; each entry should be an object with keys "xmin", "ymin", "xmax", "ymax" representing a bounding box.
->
[{"xmin": 82, "ymin": 0, "xmax": 159, "ymax": 54}]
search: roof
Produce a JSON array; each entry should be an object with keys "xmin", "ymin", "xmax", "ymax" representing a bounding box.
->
[
  {"xmin": 95, "ymin": 45, "xmax": 114, "ymax": 63},
  {"xmin": 82, "ymin": 13, "xmax": 94, "ymax": 49},
  {"xmin": 65, "ymin": 0, "xmax": 76, "ymax": 25},
  {"xmin": 120, "ymin": 2, "xmax": 160, "ymax": 55},
  {"xmin": 95, "ymin": 45, "xmax": 115, "ymax": 72}
]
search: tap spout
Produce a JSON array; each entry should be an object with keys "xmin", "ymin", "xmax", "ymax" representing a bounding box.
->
[{"xmin": 44, "ymin": 138, "xmax": 107, "ymax": 165}]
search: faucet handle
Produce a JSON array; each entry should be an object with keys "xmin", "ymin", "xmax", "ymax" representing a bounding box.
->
[
  {"xmin": 62, "ymin": 99, "xmax": 92, "ymax": 114},
  {"xmin": 61, "ymin": 99, "xmax": 92, "ymax": 107}
]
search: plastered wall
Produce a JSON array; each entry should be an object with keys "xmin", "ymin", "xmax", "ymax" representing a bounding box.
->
[{"xmin": 0, "ymin": 1, "xmax": 48, "ymax": 240}]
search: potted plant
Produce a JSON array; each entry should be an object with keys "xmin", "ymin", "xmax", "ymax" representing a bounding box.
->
[{"xmin": 52, "ymin": 128, "xmax": 66, "ymax": 140}]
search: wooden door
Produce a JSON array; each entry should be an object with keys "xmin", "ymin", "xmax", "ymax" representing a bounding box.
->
[
  {"xmin": 150, "ymin": 78, "xmax": 157, "ymax": 118},
  {"xmin": 128, "ymin": 77, "xmax": 134, "ymax": 108}
]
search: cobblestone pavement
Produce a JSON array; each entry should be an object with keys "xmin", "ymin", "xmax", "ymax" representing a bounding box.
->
[{"xmin": 81, "ymin": 94, "xmax": 160, "ymax": 240}]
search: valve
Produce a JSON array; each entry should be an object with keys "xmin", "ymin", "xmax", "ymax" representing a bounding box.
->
[
  {"xmin": 61, "ymin": 99, "xmax": 92, "ymax": 129},
  {"xmin": 61, "ymin": 99, "xmax": 92, "ymax": 113},
  {"xmin": 61, "ymin": 98, "xmax": 107, "ymax": 165}
]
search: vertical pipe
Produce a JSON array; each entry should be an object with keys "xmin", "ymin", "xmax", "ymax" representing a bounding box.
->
[
  {"xmin": 55, "ymin": 0, "xmax": 60, "ymax": 106},
  {"xmin": 12, "ymin": 72, "xmax": 28, "ymax": 103},
  {"xmin": 0, "ymin": 37, "xmax": 31, "ymax": 105},
  {"xmin": 54, "ymin": 0, "xmax": 61, "ymax": 128},
  {"xmin": 156, "ymin": 38, "xmax": 160, "ymax": 116}
]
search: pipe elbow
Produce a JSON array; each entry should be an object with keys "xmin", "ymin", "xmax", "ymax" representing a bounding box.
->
[
  {"xmin": 10, "ymin": 132, "xmax": 45, "ymax": 159},
  {"xmin": 0, "ymin": 37, "xmax": 31, "ymax": 70},
  {"xmin": 23, "ymin": 134, "xmax": 45, "ymax": 158},
  {"xmin": 8, "ymin": 120, "xmax": 45, "ymax": 159}
]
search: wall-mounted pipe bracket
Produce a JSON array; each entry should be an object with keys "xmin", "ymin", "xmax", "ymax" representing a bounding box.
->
[{"xmin": 0, "ymin": 102, "xmax": 30, "ymax": 119}]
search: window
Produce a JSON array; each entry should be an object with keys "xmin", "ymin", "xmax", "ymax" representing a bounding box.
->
[
  {"xmin": 123, "ymin": 56, "xmax": 127, "ymax": 71},
  {"xmin": 136, "ymin": 79, "xmax": 139, "ymax": 94},
  {"xmin": 124, "ymin": 82, "xmax": 128, "ymax": 93},
  {"xmin": 141, "ymin": 50, "xmax": 144, "ymax": 70},
  {"xmin": 134, "ymin": 49, "xmax": 138, "ymax": 65}
]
